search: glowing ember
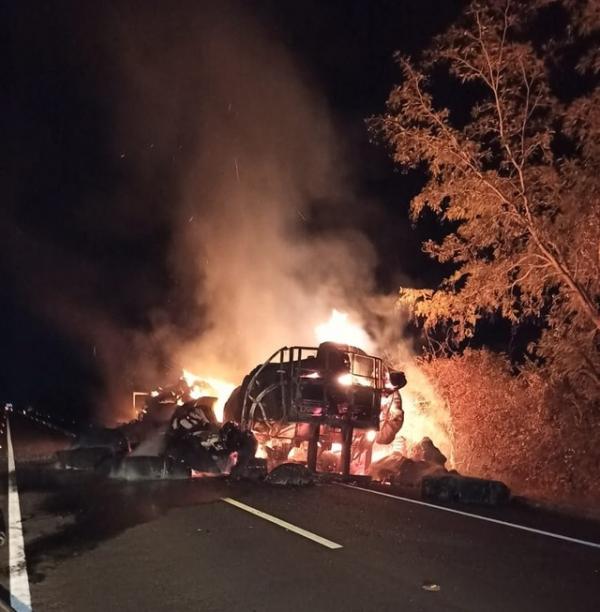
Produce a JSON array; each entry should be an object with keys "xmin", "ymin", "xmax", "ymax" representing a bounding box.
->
[
  {"xmin": 315, "ymin": 309, "xmax": 372, "ymax": 350},
  {"xmin": 181, "ymin": 369, "xmax": 235, "ymax": 422},
  {"xmin": 255, "ymin": 444, "xmax": 268, "ymax": 459},
  {"xmin": 182, "ymin": 369, "xmax": 200, "ymax": 388},
  {"xmin": 313, "ymin": 309, "xmax": 453, "ymax": 470},
  {"xmin": 337, "ymin": 372, "xmax": 353, "ymax": 386},
  {"xmin": 189, "ymin": 384, "xmax": 204, "ymax": 400}
]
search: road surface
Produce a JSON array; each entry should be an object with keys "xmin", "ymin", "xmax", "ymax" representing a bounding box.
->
[{"xmin": 1, "ymin": 416, "xmax": 599, "ymax": 612}]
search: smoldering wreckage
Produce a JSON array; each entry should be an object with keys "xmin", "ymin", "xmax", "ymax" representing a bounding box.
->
[{"xmin": 16, "ymin": 339, "xmax": 509, "ymax": 507}]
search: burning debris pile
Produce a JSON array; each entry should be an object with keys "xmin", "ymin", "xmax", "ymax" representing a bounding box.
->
[
  {"xmin": 368, "ymin": 436, "xmax": 509, "ymax": 505},
  {"xmin": 54, "ymin": 371, "xmax": 257, "ymax": 480},
  {"xmin": 42, "ymin": 310, "xmax": 509, "ymax": 503},
  {"xmin": 368, "ymin": 436, "xmax": 448, "ymax": 486}
]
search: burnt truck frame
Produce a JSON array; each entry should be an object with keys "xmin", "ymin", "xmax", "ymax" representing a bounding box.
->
[{"xmin": 226, "ymin": 341, "xmax": 406, "ymax": 478}]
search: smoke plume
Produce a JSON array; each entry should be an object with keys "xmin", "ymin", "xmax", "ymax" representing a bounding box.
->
[
  {"xmin": 6, "ymin": 0, "xmax": 452, "ymax": 451},
  {"xmin": 113, "ymin": 2, "xmax": 377, "ymax": 387}
]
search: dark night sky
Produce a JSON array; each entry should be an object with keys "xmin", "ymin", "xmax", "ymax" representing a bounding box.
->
[{"xmin": 2, "ymin": 1, "xmax": 463, "ymax": 420}]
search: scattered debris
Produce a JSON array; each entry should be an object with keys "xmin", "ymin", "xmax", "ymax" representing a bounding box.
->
[
  {"xmin": 421, "ymin": 581, "xmax": 441, "ymax": 592},
  {"xmin": 412, "ymin": 437, "xmax": 447, "ymax": 466},
  {"xmin": 55, "ymin": 447, "xmax": 115, "ymax": 472},
  {"xmin": 20, "ymin": 340, "xmax": 511, "ymax": 508},
  {"xmin": 230, "ymin": 458, "xmax": 268, "ymax": 481},
  {"xmin": 165, "ymin": 402, "xmax": 255, "ymax": 475},
  {"xmin": 48, "ymin": 385, "xmax": 258, "ymax": 481},
  {"xmin": 368, "ymin": 437, "xmax": 447, "ymax": 486},
  {"xmin": 369, "ymin": 436, "xmax": 510, "ymax": 505},
  {"xmin": 111, "ymin": 456, "xmax": 190, "ymax": 481},
  {"xmin": 74, "ymin": 427, "xmax": 130, "ymax": 454},
  {"xmin": 392, "ymin": 457, "xmax": 446, "ymax": 487},
  {"xmin": 265, "ymin": 463, "xmax": 314, "ymax": 487},
  {"xmin": 422, "ymin": 474, "xmax": 510, "ymax": 506}
]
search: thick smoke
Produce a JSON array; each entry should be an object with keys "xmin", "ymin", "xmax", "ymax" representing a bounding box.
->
[
  {"xmin": 7, "ymin": 1, "xmax": 452, "ymax": 447},
  {"xmin": 113, "ymin": 2, "xmax": 377, "ymax": 384},
  {"xmin": 368, "ymin": 298, "xmax": 454, "ymax": 461}
]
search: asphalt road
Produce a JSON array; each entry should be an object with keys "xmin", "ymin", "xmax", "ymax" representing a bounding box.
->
[{"xmin": 1, "ymin": 416, "xmax": 600, "ymax": 612}]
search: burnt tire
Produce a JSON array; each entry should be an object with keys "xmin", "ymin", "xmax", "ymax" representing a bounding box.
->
[{"xmin": 422, "ymin": 474, "xmax": 510, "ymax": 506}]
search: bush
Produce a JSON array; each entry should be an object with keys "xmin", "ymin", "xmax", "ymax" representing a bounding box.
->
[{"xmin": 419, "ymin": 349, "xmax": 600, "ymax": 509}]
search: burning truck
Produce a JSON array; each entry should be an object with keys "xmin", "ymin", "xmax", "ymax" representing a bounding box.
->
[
  {"xmin": 42, "ymin": 325, "xmax": 509, "ymax": 503},
  {"xmin": 9, "ymin": 305, "xmax": 508, "ymax": 502},
  {"xmin": 52, "ymin": 340, "xmax": 408, "ymax": 481},
  {"xmin": 223, "ymin": 341, "xmax": 408, "ymax": 478}
]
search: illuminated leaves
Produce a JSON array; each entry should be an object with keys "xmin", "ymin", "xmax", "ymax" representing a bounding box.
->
[{"xmin": 375, "ymin": 0, "xmax": 600, "ymax": 403}]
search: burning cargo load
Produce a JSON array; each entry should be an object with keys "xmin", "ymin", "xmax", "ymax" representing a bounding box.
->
[
  {"xmin": 368, "ymin": 436, "xmax": 448, "ymax": 486},
  {"xmin": 48, "ymin": 310, "xmax": 416, "ymax": 481},
  {"xmin": 54, "ymin": 371, "xmax": 256, "ymax": 479},
  {"xmin": 116, "ymin": 382, "xmax": 258, "ymax": 479},
  {"xmin": 50, "ymin": 338, "xmax": 408, "ymax": 482}
]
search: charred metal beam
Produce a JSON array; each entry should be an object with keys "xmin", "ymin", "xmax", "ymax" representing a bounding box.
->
[
  {"xmin": 306, "ymin": 423, "xmax": 320, "ymax": 472},
  {"xmin": 340, "ymin": 424, "xmax": 353, "ymax": 479}
]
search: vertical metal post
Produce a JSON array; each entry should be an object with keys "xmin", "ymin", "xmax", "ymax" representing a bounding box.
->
[
  {"xmin": 364, "ymin": 441, "xmax": 373, "ymax": 473},
  {"xmin": 341, "ymin": 424, "xmax": 353, "ymax": 479},
  {"xmin": 307, "ymin": 423, "xmax": 320, "ymax": 472},
  {"xmin": 132, "ymin": 392, "xmax": 149, "ymax": 416}
]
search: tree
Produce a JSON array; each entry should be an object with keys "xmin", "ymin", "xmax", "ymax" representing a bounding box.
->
[{"xmin": 374, "ymin": 0, "xmax": 600, "ymax": 409}]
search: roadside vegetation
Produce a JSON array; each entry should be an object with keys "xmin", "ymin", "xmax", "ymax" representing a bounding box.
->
[
  {"xmin": 375, "ymin": 0, "xmax": 600, "ymax": 507},
  {"xmin": 420, "ymin": 350, "xmax": 600, "ymax": 508}
]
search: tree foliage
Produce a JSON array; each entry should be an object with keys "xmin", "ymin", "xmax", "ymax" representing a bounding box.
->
[{"xmin": 375, "ymin": 0, "xmax": 600, "ymax": 407}]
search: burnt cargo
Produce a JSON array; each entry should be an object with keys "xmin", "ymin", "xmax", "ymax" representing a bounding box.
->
[{"xmin": 422, "ymin": 474, "xmax": 510, "ymax": 506}]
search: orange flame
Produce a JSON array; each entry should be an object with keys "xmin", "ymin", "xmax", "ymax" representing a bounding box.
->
[
  {"xmin": 181, "ymin": 369, "xmax": 235, "ymax": 422},
  {"xmin": 315, "ymin": 309, "xmax": 372, "ymax": 350}
]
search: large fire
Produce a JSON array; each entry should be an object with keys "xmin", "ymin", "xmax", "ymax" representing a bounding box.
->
[
  {"xmin": 176, "ymin": 307, "xmax": 451, "ymax": 472},
  {"xmin": 181, "ymin": 369, "xmax": 235, "ymax": 422},
  {"xmin": 315, "ymin": 308, "xmax": 453, "ymax": 466},
  {"xmin": 179, "ymin": 308, "xmax": 373, "ymax": 424},
  {"xmin": 315, "ymin": 309, "xmax": 372, "ymax": 350}
]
